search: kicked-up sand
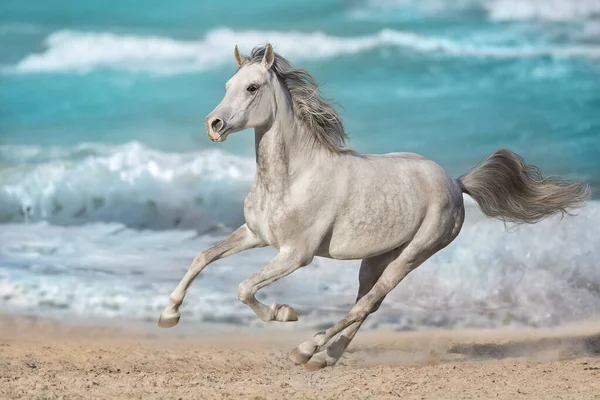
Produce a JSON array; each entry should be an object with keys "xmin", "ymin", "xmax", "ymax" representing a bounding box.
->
[{"xmin": 1, "ymin": 313, "xmax": 599, "ymax": 399}]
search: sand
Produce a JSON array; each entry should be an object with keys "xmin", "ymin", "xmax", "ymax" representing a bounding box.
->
[{"xmin": 1, "ymin": 314, "xmax": 599, "ymax": 399}]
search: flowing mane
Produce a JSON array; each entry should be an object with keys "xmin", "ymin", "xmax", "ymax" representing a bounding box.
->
[{"xmin": 246, "ymin": 45, "xmax": 348, "ymax": 154}]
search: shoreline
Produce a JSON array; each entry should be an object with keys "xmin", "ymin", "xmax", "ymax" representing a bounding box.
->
[
  {"xmin": 3, "ymin": 197, "xmax": 598, "ymax": 332},
  {"xmin": 1, "ymin": 313, "xmax": 600, "ymax": 399}
]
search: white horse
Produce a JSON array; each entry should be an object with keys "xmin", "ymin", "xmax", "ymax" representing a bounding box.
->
[{"xmin": 159, "ymin": 44, "xmax": 590, "ymax": 370}]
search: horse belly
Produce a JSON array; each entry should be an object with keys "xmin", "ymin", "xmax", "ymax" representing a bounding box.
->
[{"xmin": 322, "ymin": 212, "xmax": 420, "ymax": 260}]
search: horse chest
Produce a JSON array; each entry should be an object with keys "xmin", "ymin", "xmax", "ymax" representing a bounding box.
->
[{"xmin": 243, "ymin": 189, "xmax": 280, "ymax": 247}]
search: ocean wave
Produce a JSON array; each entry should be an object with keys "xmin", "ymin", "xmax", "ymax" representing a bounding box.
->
[
  {"xmin": 486, "ymin": 0, "xmax": 600, "ymax": 21},
  {"xmin": 348, "ymin": 0, "xmax": 482, "ymax": 19},
  {"xmin": 1, "ymin": 200, "xmax": 599, "ymax": 329},
  {"xmin": 0, "ymin": 142, "xmax": 255, "ymax": 231},
  {"xmin": 352, "ymin": 0, "xmax": 600, "ymax": 21},
  {"xmin": 9, "ymin": 27, "xmax": 600, "ymax": 74}
]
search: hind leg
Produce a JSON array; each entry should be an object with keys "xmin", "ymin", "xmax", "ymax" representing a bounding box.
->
[
  {"xmin": 290, "ymin": 249, "xmax": 400, "ymax": 368},
  {"xmin": 290, "ymin": 251, "xmax": 397, "ymax": 366},
  {"xmin": 290, "ymin": 217, "xmax": 460, "ymax": 370}
]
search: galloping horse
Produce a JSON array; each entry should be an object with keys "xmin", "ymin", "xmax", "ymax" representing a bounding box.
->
[{"xmin": 159, "ymin": 44, "xmax": 590, "ymax": 370}]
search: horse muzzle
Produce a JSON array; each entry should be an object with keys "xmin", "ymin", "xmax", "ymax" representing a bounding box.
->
[{"xmin": 206, "ymin": 116, "xmax": 229, "ymax": 142}]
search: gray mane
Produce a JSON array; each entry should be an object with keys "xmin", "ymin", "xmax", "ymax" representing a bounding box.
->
[{"xmin": 247, "ymin": 45, "xmax": 348, "ymax": 154}]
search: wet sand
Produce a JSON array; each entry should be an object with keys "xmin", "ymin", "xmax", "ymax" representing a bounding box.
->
[{"xmin": 1, "ymin": 314, "xmax": 599, "ymax": 399}]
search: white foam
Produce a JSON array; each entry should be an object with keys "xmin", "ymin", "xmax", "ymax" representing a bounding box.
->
[
  {"xmin": 349, "ymin": 0, "xmax": 482, "ymax": 19},
  {"xmin": 0, "ymin": 142, "xmax": 255, "ymax": 230},
  {"xmin": 10, "ymin": 27, "xmax": 600, "ymax": 74},
  {"xmin": 486, "ymin": 0, "xmax": 600, "ymax": 21},
  {"xmin": 1, "ymin": 200, "xmax": 599, "ymax": 329},
  {"xmin": 353, "ymin": 0, "xmax": 600, "ymax": 21}
]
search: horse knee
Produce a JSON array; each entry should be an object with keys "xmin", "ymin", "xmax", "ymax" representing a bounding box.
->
[{"xmin": 237, "ymin": 281, "xmax": 254, "ymax": 304}]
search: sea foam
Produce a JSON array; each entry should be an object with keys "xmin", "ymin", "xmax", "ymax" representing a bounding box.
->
[
  {"xmin": 10, "ymin": 27, "xmax": 600, "ymax": 75},
  {"xmin": 354, "ymin": 0, "xmax": 600, "ymax": 21},
  {"xmin": 1, "ymin": 143, "xmax": 599, "ymax": 329},
  {"xmin": 0, "ymin": 142, "xmax": 254, "ymax": 231},
  {"xmin": 1, "ymin": 199, "xmax": 598, "ymax": 329},
  {"xmin": 486, "ymin": 0, "xmax": 600, "ymax": 21}
]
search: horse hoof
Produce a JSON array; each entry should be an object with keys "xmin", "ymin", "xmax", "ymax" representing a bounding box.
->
[
  {"xmin": 158, "ymin": 311, "xmax": 180, "ymax": 328},
  {"xmin": 289, "ymin": 348, "xmax": 312, "ymax": 365},
  {"xmin": 304, "ymin": 359, "xmax": 327, "ymax": 371},
  {"xmin": 275, "ymin": 304, "xmax": 298, "ymax": 322}
]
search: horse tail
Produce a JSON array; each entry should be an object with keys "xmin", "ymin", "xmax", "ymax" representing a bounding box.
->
[{"xmin": 458, "ymin": 148, "xmax": 590, "ymax": 224}]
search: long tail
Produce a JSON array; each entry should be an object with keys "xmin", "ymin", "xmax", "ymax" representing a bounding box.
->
[{"xmin": 458, "ymin": 149, "xmax": 591, "ymax": 223}]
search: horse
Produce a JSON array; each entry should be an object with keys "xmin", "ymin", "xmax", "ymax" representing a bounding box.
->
[{"xmin": 158, "ymin": 43, "xmax": 590, "ymax": 371}]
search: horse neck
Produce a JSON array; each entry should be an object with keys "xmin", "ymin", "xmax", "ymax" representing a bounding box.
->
[{"xmin": 253, "ymin": 100, "xmax": 328, "ymax": 193}]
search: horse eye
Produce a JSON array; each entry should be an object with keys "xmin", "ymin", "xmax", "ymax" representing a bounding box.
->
[{"xmin": 247, "ymin": 85, "xmax": 258, "ymax": 93}]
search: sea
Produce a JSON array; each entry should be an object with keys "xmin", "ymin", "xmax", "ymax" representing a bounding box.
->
[{"xmin": 1, "ymin": 0, "xmax": 599, "ymax": 331}]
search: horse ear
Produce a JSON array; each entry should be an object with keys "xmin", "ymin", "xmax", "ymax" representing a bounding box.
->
[
  {"xmin": 261, "ymin": 43, "xmax": 275, "ymax": 70},
  {"xmin": 234, "ymin": 45, "xmax": 247, "ymax": 67}
]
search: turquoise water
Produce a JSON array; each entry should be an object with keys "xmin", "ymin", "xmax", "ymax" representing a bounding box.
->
[
  {"xmin": 2, "ymin": 0, "xmax": 599, "ymax": 182},
  {"xmin": 1, "ymin": 0, "xmax": 599, "ymax": 329}
]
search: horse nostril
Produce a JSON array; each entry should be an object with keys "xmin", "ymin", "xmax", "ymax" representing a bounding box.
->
[{"xmin": 211, "ymin": 118, "xmax": 224, "ymax": 133}]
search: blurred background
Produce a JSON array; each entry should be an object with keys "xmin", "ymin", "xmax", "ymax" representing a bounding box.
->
[{"xmin": 1, "ymin": 0, "xmax": 599, "ymax": 331}]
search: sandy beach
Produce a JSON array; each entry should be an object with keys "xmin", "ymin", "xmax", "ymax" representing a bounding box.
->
[{"xmin": 1, "ymin": 314, "xmax": 599, "ymax": 399}]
